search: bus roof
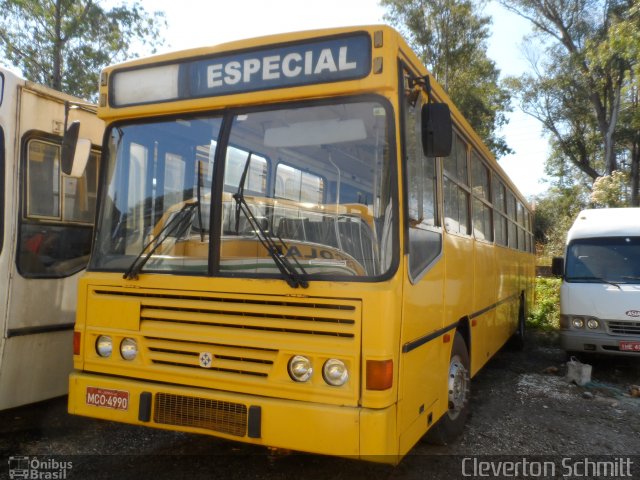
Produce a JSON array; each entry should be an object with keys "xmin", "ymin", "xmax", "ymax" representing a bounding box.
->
[{"xmin": 567, "ymin": 208, "xmax": 640, "ymax": 242}]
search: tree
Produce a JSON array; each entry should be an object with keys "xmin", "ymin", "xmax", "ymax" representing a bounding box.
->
[
  {"xmin": 381, "ymin": 0, "xmax": 513, "ymax": 157},
  {"xmin": 501, "ymin": 0, "xmax": 640, "ymax": 205},
  {"xmin": 590, "ymin": 170, "xmax": 630, "ymax": 207},
  {"xmin": 533, "ymin": 184, "xmax": 587, "ymax": 258},
  {"xmin": 0, "ymin": 0, "xmax": 167, "ymax": 100}
]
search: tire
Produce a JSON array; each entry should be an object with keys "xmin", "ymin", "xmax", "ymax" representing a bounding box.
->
[{"xmin": 425, "ymin": 332, "xmax": 470, "ymax": 445}]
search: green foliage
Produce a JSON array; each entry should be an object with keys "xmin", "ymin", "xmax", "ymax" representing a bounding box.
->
[
  {"xmin": 528, "ymin": 277, "xmax": 561, "ymax": 331},
  {"xmin": 533, "ymin": 185, "xmax": 586, "ymax": 258},
  {"xmin": 0, "ymin": 0, "xmax": 167, "ymax": 100},
  {"xmin": 380, "ymin": 0, "xmax": 513, "ymax": 158}
]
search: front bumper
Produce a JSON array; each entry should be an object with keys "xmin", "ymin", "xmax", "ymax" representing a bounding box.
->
[
  {"xmin": 68, "ymin": 372, "xmax": 399, "ymax": 463},
  {"xmin": 560, "ymin": 330, "xmax": 640, "ymax": 357}
]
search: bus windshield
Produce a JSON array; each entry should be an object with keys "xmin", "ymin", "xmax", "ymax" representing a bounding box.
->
[
  {"xmin": 565, "ymin": 236, "xmax": 640, "ymax": 284},
  {"xmin": 92, "ymin": 98, "xmax": 397, "ymax": 281}
]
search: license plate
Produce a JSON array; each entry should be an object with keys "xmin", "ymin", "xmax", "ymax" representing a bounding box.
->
[
  {"xmin": 619, "ymin": 341, "xmax": 640, "ymax": 352},
  {"xmin": 86, "ymin": 386, "xmax": 129, "ymax": 410}
]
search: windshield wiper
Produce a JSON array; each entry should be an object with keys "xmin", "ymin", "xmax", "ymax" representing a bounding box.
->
[
  {"xmin": 567, "ymin": 276, "xmax": 622, "ymax": 290},
  {"xmin": 123, "ymin": 201, "xmax": 198, "ymax": 280},
  {"xmin": 233, "ymin": 152, "xmax": 308, "ymax": 289}
]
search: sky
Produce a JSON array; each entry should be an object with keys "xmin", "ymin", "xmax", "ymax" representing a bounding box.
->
[{"xmin": 144, "ymin": 0, "xmax": 551, "ymax": 199}]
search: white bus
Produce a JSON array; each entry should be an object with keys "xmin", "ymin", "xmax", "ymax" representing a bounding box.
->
[
  {"xmin": 0, "ymin": 67, "xmax": 103, "ymax": 409},
  {"xmin": 553, "ymin": 208, "xmax": 640, "ymax": 356}
]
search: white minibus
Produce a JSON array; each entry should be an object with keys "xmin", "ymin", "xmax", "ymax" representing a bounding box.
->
[{"xmin": 553, "ymin": 208, "xmax": 640, "ymax": 356}]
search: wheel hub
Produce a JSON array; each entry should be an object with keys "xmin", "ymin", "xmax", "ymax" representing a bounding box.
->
[{"xmin": 447, "ymin": 357, "xmax": 469, "ymax": 418}]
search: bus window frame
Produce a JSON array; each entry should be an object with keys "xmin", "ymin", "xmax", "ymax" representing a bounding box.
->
[
  {"xmin": 470, "ymin": 150, "xmax": 494, "ymax": 244},
  {"xmin": 18, "ymin": 130, "xmax": 99, "ymax": 279},
  {"xmin": 92, "ymin": 94, "xmax": 401, "ymax": 284},
  {"xmin": 443, "ymin": 130, "xmax": 472, "ymax": 237},
  {"xmin": 213, "ymin": 95, "xmax": 400, "ymax": 283},
  {"xmin": 399, "ymin": 64, "xmax": 444, "ymax": 283}
]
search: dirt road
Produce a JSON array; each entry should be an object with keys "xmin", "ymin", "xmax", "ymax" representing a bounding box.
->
[{"xmin": 1, "ymin": 331, "xmax": 639, "ymax": 479}]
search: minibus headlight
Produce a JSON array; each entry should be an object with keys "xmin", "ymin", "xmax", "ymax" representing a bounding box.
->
[
  {"xmin": 571, "ymin": 318, "xmax": 585, "ymax": 329},
  {"xmin": 120, "ymin": 338, "xmax": 138, "ymax": 360},
  {"xmin": 323, "ymin": 359, "xmax": 349, "ymax": 386},
  {"xmin": 96, "ymin": 335, "xmax": 113, "ymax": 357},
  {"xmin": 587, "ymin": 319, "xmax": 600, "ymax": 329},
  {"xmin": 288, "ymin": 355, "xmax": 313, "ymax": 382}
]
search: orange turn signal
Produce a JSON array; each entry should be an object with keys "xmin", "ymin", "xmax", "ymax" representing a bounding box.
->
[
  {"xmin": 366, "ymin": 359, "xmax": 393, "ymax": 391},
  {"xmin": 73, "ymin": 331, "xmax": 81, "ymax": 355}
]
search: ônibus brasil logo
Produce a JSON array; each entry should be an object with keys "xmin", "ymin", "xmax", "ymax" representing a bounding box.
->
[
  {"xmin": 8, "ymin": 456, "xmax": 72, "ymax": 479},
  {"xmin": 625, "ymin": 310, "xmax": 640, "ymax": 318}
]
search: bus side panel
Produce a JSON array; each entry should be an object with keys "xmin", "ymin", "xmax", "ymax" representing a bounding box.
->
[
  {"xmin": 494, "ymin": 247, "xmax": 520, "ymax": 351},
  {"xmin": 470, "ymin": 240, "xmax": 496, "ymax": 376},
  {"xmin": 0, "ymin": 330, "xmax": 73, "ymax": 409},
  {"xmin": 398, "ymin": 256, "xmax": 445, "ymax": 449},
  {"xmin": 443, "ymin": 234, "xmax": 474, "ymax": 335}
]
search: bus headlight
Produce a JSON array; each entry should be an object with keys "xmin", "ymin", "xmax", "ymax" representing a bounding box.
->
[
  {"xmin": 323, "ymin": 359, "xmax": 349, "ymax": 386},
  {"xmin": 571, "ymin": 318, "xmax": 585, "ymax": 329},
  {"xmin": 587, "ymin": 318, "xmax": 600, "ymax": 329},
  {"xmin": 96, "ymin": 335, "xmax": 113, "ymax": 357},
  {"xmin": 120, "ymin": 338, "xmax": 138, "ymax": 360},
  {"xmin": 288, "ymin": 355, "xmax": 313, "ymax": 382}
]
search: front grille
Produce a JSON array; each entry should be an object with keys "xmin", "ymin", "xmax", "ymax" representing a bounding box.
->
[
  {"xmin": 91, "ymin": 289, "xmax": 360, "ymax": 381},
  {"xmin": 145, "ymin": 337, "xmax": 277, "ymax": 377},
  {"xmin": 607, "ymin": 320, "xmax": 640, "ymax": 336},
  {"xmin": 154, "ymin": 393, "xmax": 247, "ymax": 436}
]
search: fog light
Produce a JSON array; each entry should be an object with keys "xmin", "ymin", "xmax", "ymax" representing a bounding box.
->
[
  {"xmin": 587, "ymin": 319, "xmax": 599, "ymax": 329},
  {"xmin": 288, "ymin": 355, "xmax": 313, "ymax": 382},
  {"xmin": 323, "ymin": 359, "xmax": 349, "ymax": 386},
  {"xmin": 96, "ymin": 335, "xmax": 113, "ymax": 357},
  {"xmin": 120, "ymin": 338, "xmax": 138, "ymax": 360},
  {"xmin": 571, "ymin": 318, "xmax": 585, "ymax": 329}
]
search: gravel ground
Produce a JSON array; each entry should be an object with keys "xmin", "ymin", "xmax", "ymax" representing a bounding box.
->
[{"xmin": 1, "ymin": 330, "xmax": 639, "ymax": 479}]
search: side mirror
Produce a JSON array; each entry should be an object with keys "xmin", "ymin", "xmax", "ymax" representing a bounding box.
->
[
  {"xmin": 551, "ymin": 257, "xmax": 564, "ymax": 277},
  {"xmin": 421, "ymin": 102, "xmax": 452, "ymax": 157},
  {"xmin": 61, "ymin": 121, "xmax": 91, "ymax": 177}
]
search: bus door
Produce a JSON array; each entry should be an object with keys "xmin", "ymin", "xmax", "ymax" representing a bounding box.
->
[{"xmin": 398, "ymin": 76, "xmax": 445, "ymax": 450}]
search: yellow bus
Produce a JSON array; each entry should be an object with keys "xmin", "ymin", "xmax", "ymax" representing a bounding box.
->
[
  {"xmin": 0, "ymin": 67, "xmax": 103, "ymax": 409},
  {"xmin": 67, "ymin": 26, "xmax": 535, "ymax": 462}
]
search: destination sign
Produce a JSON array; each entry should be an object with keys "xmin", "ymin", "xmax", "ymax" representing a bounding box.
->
[{"xmin": 110, "ymin": 33, "xmax": 371, "ymax": 107}]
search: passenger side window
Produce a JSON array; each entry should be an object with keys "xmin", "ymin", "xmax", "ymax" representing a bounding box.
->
[
  {"xmin": 443, "ymin": 134, "xmax": 470, "ymax": 235},
  {"xmin": 493, "ymin": 177, "xmax": 508, "ymax": 247},
  {"xmin": 471, "ymin": 152, "xmax": 492, "ymax": 241}
]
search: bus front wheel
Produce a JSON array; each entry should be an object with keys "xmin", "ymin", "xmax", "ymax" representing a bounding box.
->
[{"xmin": 425, "ymin": 332, "xmax": 470, "ymax": 445}]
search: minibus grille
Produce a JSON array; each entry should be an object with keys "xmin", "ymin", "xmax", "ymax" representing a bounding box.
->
[
  {"xmin": 607, "ymin": 320, "xmax": 640, "ymax": 336},
  {"xmin": 154, "ymin": 393, "xmax": 247, "ymax": 436}
]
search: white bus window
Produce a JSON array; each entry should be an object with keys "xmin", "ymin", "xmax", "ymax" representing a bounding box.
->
[
  {"xmin": 164, "ymin": 153, "xmax": 186, "ymax": 208},
  {"xmin": 275, "ymin": 164, "xmax": 324, "ymax": 204},
  {"xmin": 27, "ymin": 140, "xmax": 60, "ymax": 218},
  {"xmin": 224, "ymin": 146, "xmax": 267, "ymax": 194},
  {"xmin": 126, "ymin": 142, "xmax": 148, "ymax": 253}
]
